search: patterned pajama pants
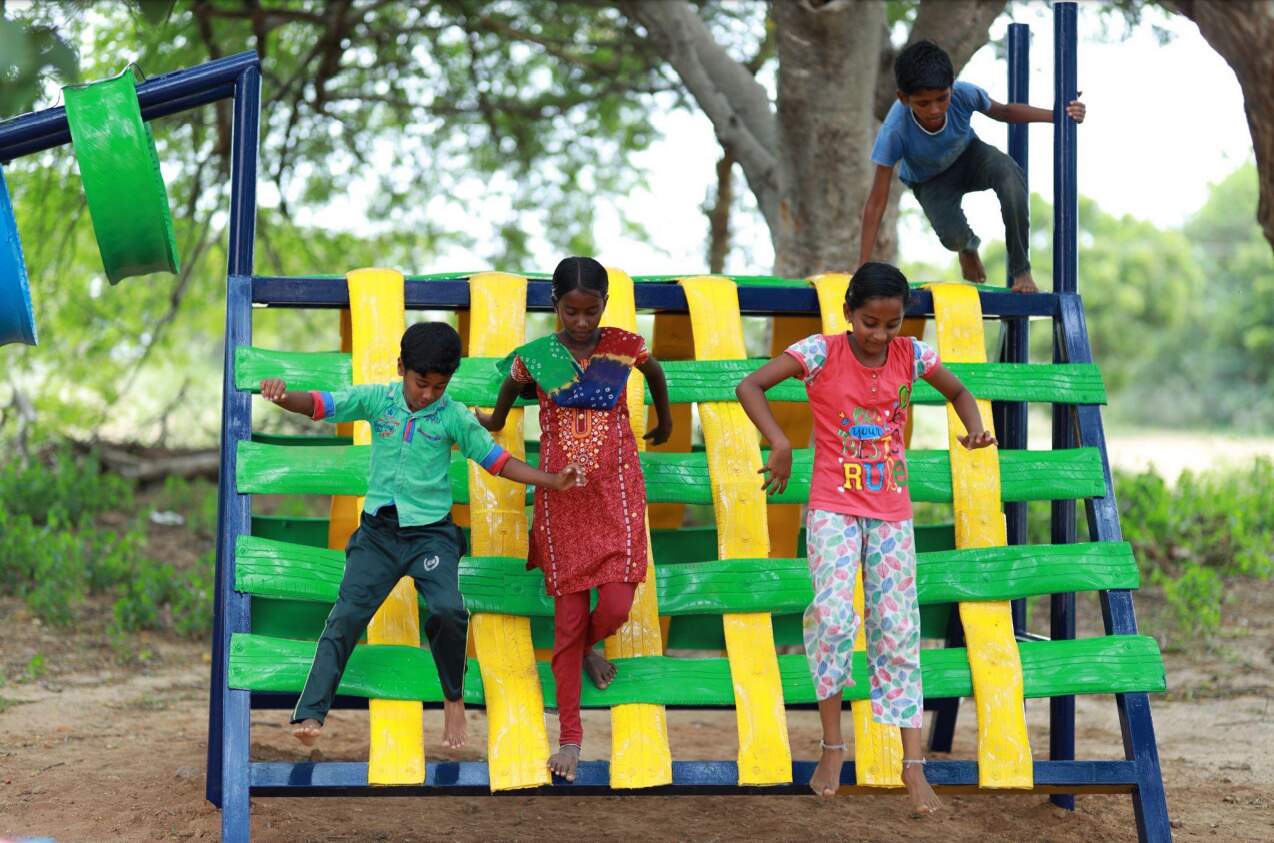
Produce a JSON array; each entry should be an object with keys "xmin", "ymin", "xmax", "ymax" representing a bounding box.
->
[{"xmin": 803, "ymin": 509, "xmax": 924, "ymax": 728}]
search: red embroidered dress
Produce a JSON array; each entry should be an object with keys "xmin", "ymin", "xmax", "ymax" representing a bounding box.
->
[{"xmin": 509, "ymin": 327, "xmax": 651, "ymax": 596}]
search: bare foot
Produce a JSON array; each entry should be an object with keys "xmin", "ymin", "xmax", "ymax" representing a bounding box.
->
[
  {"xmin": 583, "ymin": 649, "xmax": 617, "ymax": 690},
  {"xmin": 442, "ymin": 698, "xmax": 467, "ymax": 748},
  {"xmin": 902, "ymin": 763, "xmax": 943, "ymax": 815},
  {"xmin": 958, "ymin": 249, "xmax": 987, "ymax": 284},
  {"xmin": 808, "ymin": 743, "xmax": 845, "ymax": 797},
  {"xmin": 1010, "ymin": 271, "xmax": 1039, "ymax": 294},
  {"xmin": 548, "ymin": 743, "xmax": 580, "ymax": 782},
  {"xmin": 292, "ymin": 718, "xmax": 322, "ymax": 746}
]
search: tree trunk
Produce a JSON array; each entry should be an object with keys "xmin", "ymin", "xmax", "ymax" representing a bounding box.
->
[
  {"xmin": 1168, "ymin": 0, "xmax": 1274, "ymax": 252},
  {"xmin": 706, "ymin": 149, "xmax": 735, "ymax": 273},
  {"xmin": 771, "ymin": 0, "xmax": 885, "ymax": 277}
]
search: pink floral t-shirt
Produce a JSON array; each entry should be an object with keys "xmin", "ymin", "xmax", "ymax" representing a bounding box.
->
[{"xmin": 785, "ymin": 333, "xmax": 940, "ymax": 522}]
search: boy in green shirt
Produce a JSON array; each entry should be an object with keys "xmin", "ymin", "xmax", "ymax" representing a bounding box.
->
[{"xmin": 260, "ymin": 322, "xmax": 582, "ymax": 749}]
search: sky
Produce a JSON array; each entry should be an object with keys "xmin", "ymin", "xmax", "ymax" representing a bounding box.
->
[{"xmin": 573, "ymin": 4, "xmax": 1255, "ymax": 277}]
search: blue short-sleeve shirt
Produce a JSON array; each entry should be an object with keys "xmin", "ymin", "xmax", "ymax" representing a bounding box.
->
[
  {"xmin": 310, "ymin": 383, "xmax": 509, "ymax": 526},
  {"xmin": 871, "ymin": 81, "xmax": 992, "ymax": 186}
]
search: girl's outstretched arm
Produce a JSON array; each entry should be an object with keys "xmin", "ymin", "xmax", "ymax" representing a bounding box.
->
[
  {"xmin": 636, "ymin": 356, "xmax": 673, "ymax": 445},
  {"xmin": 735, "ymin": 354, "xmax": 806, "ymax": 495},
  {"xmin": 475, "ymin": 374, "xmax": 524, "ymax": 432},
  {"xmin": 922, "ymin": 364, "xmax": 997, "ymax": 449}
]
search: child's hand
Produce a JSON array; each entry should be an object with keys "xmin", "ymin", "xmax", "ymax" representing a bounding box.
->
[
  {"xmin": 758, "ymin": 445, "xmax": 792, "ymax": 496},
  {"xmin": 261, "ymin": 378, "xmax": 288, "ymax": 403},
  {"xmin": 643, "ymin": 418, "xmax": 672, "ymax": 446},
  {"xmin": 475, "ymin": 409, "xmax": 502, "ymax": 432},
  {"xmin": 554, "ymin": 463, "xmax": 587, "ymax": 491},
  {"xmin": 1066, "ymin": 93, "xmax": 1085, "ymax": 123},
  {"xmin": 958, "ymin": 430, "xmax": 997, "ymax": 450}
]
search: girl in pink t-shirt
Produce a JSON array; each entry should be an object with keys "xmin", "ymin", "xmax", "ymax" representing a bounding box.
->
[{"xmin": 736, "ymin": 262, "xmax": 995, "ymax": 812}]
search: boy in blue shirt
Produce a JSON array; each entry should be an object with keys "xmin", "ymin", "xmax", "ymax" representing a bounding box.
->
[
  {"xmin": 858, "ymin": 40, "xmax": 1085, "ymax": 293},
  {"xmin": 260, "ymin": 322, "xmax": 583, "ymax": 749}
]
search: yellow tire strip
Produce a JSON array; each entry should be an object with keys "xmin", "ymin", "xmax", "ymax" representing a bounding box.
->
[
  {"xmin": 680, "ymin": 276, "xmax": 791, "ymax": 786},
  {"xmin": 346, "ymin": 268, "xmax": 424, "ymax": 786},
  {"xmin": 466, "ymin": 271, "xmax": 552, "ymax": 791},
  {"xmin": 810, "ymin": 272, "xmax": 903, "ymax": 788},
  {"xmin": 328, "ymin": 309, "xmax": 361, "ymax": 550},
  {"xmin": 598, "ymin": 267, "xmax": 673, "ymax": 789},
  {"xmin": 930, "ymin": 283, "xmax": 1032, "ymax": 789}
]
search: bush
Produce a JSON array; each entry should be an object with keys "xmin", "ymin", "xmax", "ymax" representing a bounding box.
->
[
  {"xmin": 0, "ymin": 446, "xmax": 133, "ymax": 525},
  {"xmin": 1116, "ymin": 458, "xmax": 1273, "ymax": 635},
  {"xmin": 0, "ymin": 448, "xmax": 216, "ymax": 639}
]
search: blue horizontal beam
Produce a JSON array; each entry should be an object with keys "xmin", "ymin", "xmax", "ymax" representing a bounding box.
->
[
  {"xmin": 0, "ymin": 51, "xmax": 258, "ymax": 162},
  {"xmin": 250, "ymin": 759, "xmax": 1137, "ymax": 796},
  {"xmin": 251, "ymin": 276, "xmax": 1060, "ymax": 318}
]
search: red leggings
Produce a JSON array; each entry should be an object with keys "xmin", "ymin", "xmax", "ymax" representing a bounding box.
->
[{"xmin": 552, "ymin": 581, "xmax": 638, "ymax": 746}]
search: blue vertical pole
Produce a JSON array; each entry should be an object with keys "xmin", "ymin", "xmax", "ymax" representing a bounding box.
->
[
  {"xmin": 1053, "ymin": 1, "xmax": 1079, "ymax": 295},
  {"xmin": 1061, "ymin": 295, "xmax": 1173, "ymax": 843},
  {"xmin": 1050, "ymin": 0, "xmax": 1079, "ymax": 814},
  {"xmin": 212, "ymin": 63, "xmax": 260, "ymax": 843},
  {"xmin": 1004, "ymin": 22, "xmax": 1030, "ymax": 636}
]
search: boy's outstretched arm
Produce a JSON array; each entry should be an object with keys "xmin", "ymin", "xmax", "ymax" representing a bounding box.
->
[
  {"xmin": 475, "ymin": 375, "xmax": 525, "ymax": 432},
  {"xmin": 261, "ymin": 378, "xmax": 316, "ymax": 417},
  {"xmin": 985, "ymin": 96, "xmax": 1085, "ymax": 124},
  {"xmin": 857, "ymin": 165, "xmax": 895, "ymax": 269},
  {"xmin": 735, "ymin": 354, "xmax": 805, "ymax": 495},
  {"xmin": 922, "ymin": 364, "xmax": 997, "ymax": 449},
  {"xmin": 499, "ymin": 457, "xmax": 586, "ymax": 491},
  {"xmin": 636, "ymin": 356, "xmax": 673, "ymax": 445}
]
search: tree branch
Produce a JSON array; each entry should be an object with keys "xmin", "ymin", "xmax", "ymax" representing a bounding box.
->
[
  {"xmin": 874, "ymin": 0, "xmax": 1008, "ymax": 121},
  {"xmin": 1164, "ymin": 0, "xmax": 1274, "ymax": 251},
  {"xmin": 619, "ymin": 0, "xmax": 781, "ymax": 229}
]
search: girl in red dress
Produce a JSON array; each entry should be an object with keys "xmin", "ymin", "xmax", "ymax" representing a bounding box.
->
[{"xmin": 478, "ymin": 256, "xmax": 672, "ymax": 782}]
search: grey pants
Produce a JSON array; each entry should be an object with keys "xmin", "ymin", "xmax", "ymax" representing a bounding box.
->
[
  {"xmin": 291, "ymin": 507, "xmax": 469, "ymax": 724},
  {"xmin": 912, "ymin": 137, "xmax": 1030, "ymax": 278}
]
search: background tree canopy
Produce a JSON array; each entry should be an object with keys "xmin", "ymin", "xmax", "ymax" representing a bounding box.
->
[{"xmin": 1, "ymin": 0, "xmax": 1272, "ymax": 446}]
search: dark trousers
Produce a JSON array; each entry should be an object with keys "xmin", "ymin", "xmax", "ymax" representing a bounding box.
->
[
  {"xmin": 291, "ymin": 507, "xmax": 469, "ymax": 724},
  {"xmin": 552, "ymin": 581, "xmax": 638, "ymax": 746},
  {"xmin": 912, "ymin": 137, "xmax": 1031, "ymax": 278}
]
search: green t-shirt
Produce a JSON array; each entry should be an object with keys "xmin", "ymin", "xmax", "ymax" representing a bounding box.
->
[{"xmin": 310, "ymin": 382, "xmax": 509, "ymax": 526}]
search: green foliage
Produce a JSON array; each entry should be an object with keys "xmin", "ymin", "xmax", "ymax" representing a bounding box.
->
[
  {"xmin": 1117, "ymin": 458, "xmax": 1273, "ymax": 635},
  {"xmin": 155, "ymin": 475, "xmax": 219, "ymax": 535},
  {"xmin": 0, "ymin": 0, "xmax": 737, "ymax": 444},
  {"xmin": 26, "ymin": 652, "xmax": 47, "ymax": 681},
  {"xmin": 979, "ymin": 162, "xmax": 1273, "ymax": 430},
  {"xmin": 0, "ymin": 13, "xmax": 79, "ymax": 115},
  {"xmin": 0, "ymin": 450, "xmax": 214, "ymax": 638},
  {"xmin": 1119, "ymin": 457, "xmax": 1274, "ymax": 581},
  {"xmin": 1156, "ymin": 563, "xmax": 1223, "ymax": 638},
  {"xmin": 0, "ymin": 447, "xmax": 133, "ymax": 525}
]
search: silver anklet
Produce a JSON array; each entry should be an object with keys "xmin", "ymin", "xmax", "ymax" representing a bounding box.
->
[
  {"xmin": 820, "ymin": 740, "xmax": 847, "ymax": 751},
  {"xmin": 902, "ymin": 757, "xmax": 926, "ymax": 768}
]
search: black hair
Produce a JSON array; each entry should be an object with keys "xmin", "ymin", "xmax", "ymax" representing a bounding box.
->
[
  {"xmin": 400, "ymin": 321, "xmax": 462, "ymax": 376},
  {"xmin": 551, "ymin": 256, "xmax": 608, "ymax": 302},
  {"xmin": 847, "ymin": 262, "xmax": 910, "ymax": 311},
  {"xmin": 895, "ymin": 40, "xmax": 954, "ymax": 95}
]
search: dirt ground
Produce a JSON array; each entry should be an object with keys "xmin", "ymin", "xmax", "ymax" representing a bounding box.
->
[{"xmin": 1, "ymin": 579, "xmax": 1272, "ymax": 843}]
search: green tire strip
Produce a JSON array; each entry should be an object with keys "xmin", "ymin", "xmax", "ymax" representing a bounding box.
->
[
  {"xmin": 235, "ymin": 535, "xmax": 1137, "ymax": 617},
  {"xmin": 236, "ymin": 347, "xmax": 1106, "ymax": 406},
  {"xmin": 228, "ymin": 632, "xmax": 1165, "ymax": 706},
  {"xmin": 63, "ymin": 68, "xmax": 179, "ymax": 284},
  {"xmin": 235, "ymin": 441, "xmax": 1106, "ymax": 505}
]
